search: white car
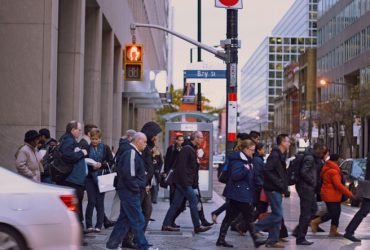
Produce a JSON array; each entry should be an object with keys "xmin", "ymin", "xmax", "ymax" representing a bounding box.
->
[{"xmin": 0, "ymin": 167, "xmax": 81, "ymax": 250}]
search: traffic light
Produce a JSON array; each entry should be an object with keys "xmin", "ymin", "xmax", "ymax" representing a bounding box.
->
[{"xmin": 124, "ymin": 44, "xmax": 143, "ymax": 81}]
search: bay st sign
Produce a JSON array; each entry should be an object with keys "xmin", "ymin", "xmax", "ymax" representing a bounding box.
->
[{"xmin": 183, "ymin": 70, "xmax": 226, "ymax": 79}]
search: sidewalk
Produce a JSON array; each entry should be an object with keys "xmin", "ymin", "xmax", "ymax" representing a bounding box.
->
[{"xmin": 82, "ymin": 188, "xmax": 370, "ymax": 250}]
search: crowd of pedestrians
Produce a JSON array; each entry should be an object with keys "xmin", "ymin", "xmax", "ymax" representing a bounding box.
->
[{"xmin": 13, "ymin": 122, "xmax": 370, "ymax": 249}]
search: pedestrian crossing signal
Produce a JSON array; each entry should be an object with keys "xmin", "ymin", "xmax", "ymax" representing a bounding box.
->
[{"xmin": 124, "ymin": 44, "xmax": 143, "ymax": 81}]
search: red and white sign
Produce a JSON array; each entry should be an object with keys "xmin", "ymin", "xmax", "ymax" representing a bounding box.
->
[
  {"xmin": 227, "ymin": 93, "xmax": 238, "ymax": 141},
  {"xmin": 215, "ymin": 0, "xmax": 243, "ymax": 9}
]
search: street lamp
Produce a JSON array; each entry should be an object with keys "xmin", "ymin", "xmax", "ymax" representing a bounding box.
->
[{"xmin": 319, "ymin": 79, "xmax": 347, "ymax": 87}]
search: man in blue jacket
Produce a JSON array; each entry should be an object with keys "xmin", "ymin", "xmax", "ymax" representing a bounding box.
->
[{"xmin": 106, "ymin": 132, "xmax": 157, "ymax": 250}]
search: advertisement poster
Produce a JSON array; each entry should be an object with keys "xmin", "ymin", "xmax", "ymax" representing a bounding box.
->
[{"xmin": 168, "ymin": 130, "xmax": 210, "ymax": 171}]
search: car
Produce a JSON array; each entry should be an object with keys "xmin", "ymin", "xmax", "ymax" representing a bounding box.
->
[
  {"xmin": 0, "ymin": 167, "xmax": 81, "ymax": 250},
  {"xmin": 340, "ymin": 158, "xmax": 367, "ymax": 207}
]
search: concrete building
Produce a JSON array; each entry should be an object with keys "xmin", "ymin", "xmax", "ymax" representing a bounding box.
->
[
  {"xmin": 317, "ymin": 0, "xmax": 370, "ymax": 157},
  {"xmin": 239, "ymin": 0, "xmax": 317, "ymax": 133},
  {"xmin": 0, "ymin": 0, "xmax": 168, "ymax": 170}
]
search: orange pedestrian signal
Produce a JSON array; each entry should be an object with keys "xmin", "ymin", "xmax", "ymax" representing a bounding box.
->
[{"xmin": 124, "ymin": 44, "xmax": 143, "ymax": 81}]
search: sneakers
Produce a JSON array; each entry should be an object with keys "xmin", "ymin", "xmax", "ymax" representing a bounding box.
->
[
  {"xmin": 86, "ymin": 227, "xmax": 95, "ymax": 233},
  {"xmin": 94, "ymin": 228, "xmax": 101, "ymax": 233}
]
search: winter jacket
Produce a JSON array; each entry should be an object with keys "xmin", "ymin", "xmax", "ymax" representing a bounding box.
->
[
  {"xmin": 262, "ymin": 147, "xmax": 288, "ymax": 194},
  {"xmin": 59, "ymin": 133, "xmax": 86, "ymax": 186},
  {"xmin": 320, "ymin": 160, "xmax": 353, "ymax": 202},
  {"xmin": 116, "ymin": 144, "xmax": 146, "ymax": 193},
  {"xmin": 296, "ymin": 149, "xmax": 323, "ymax": 193},
  {"xmin": 141, "ymin": 122, "xmax": 162, "ymax": 186},
  {"xmin": 164, "ymin": 144, "xmax": 181, "ymax": 173},
  {"xmin": 15, "ymin": 143, "xmax": 43, "ymax": 182},
  {"xmin": 223, "ymin": 151, "xmax": 256, "ymax": 203},
  {"xmin": 173, "ymin": 143, "xmax": 199, "ymax": 188},
  {"xmin": 252, "ymin": 154, "xmax": 264, "ymax": 188},
  {"xmin": 78, "ymin": 135, "xmax": 91, "ymax": 151}
]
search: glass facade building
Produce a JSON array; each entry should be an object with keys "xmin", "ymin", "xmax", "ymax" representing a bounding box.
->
[
  {"xmin": 239, "ymin": 0, "xmax": 318, "ymax": 132},
  {"xmin": 317, "ymin": 0, "xmax": 370, "ymax": 156}
]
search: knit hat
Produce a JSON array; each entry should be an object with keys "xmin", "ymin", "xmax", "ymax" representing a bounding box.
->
[
  {"xmin": 24, "ymin": 130, "xmax": 41, "ymax": 143},
  {"xmin": 39, "ymin": 128, "xmax": 50, "ymax": 139}
]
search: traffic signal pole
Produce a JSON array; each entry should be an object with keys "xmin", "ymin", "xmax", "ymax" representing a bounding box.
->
[{"xmin": 225, "ymin": 9, "xmax": 238, "ymax": 155}]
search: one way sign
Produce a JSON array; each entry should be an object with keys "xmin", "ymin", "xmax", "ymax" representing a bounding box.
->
[{"xmin": 215, "ymin": 0, "xmax": 243, "ymax": 9}]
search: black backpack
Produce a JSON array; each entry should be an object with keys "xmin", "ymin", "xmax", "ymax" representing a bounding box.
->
[
  {"xmin": 45, "ymin": 144, "xmax": 74, "ymax": 184},
  {"xmin": 287, "ymin": 153, "xmax": 305, "ymax": 186}
]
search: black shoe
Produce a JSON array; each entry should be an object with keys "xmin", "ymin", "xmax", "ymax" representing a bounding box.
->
[
  {"xmin": 296, "ymin": 240, "xmax": 314, "ymax": 245},
  {"xmin": 162, "ymin": 225, "xmax": 180, "ymax": 232},
  {"xmin": 216, "ymin": 239, "xmax": 234, "ymax": 248},
  {"xmin": 149, "ymin": 218, "xmax": 156, "ymax": 222},
  {"xmin": 344, "ymin": 233, "xmax": 361, "ymax": 242},
  {"xmin": 194, "ymin": 225, "xmax": 212, "ymax": 234},
  {"xmin": 317, "ymin": 226, "xmax": 325, "ymax": 232},
  {"xmin": 122, "ymin": 241, "xmax": 138, "ymax": 249},
  {"xmin": 81, "ymin": 240, "xmax": 88, "ymax": 246},
  {"xmin": 171, "ymin": 223, "xmax": 180, "ymax": 228},
  {"xmin": 201, "ymin": 220, "xmax": 214, "ymax": 227},
  {"xmin": 104, "ymin": 220, "xmax": 115, "ymax": 229}
]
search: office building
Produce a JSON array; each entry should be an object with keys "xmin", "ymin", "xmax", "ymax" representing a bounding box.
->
[{"xmin": 0, "ymin": 0, "xmax": 169, "ymax": 170}]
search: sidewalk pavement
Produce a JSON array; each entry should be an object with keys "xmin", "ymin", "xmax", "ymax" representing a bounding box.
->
[{"xmin": 82, "ymin": 188, "xmax": 370, "ymax": 250}]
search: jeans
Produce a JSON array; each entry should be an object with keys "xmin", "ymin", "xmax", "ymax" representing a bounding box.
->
[
  {"xmin": 163, "ymin": 185, "xmax": 201, "ymax": 228},
  {"xmin": 106, "ymin": 189, "xmax": 149, "ymax": 250},
  {"xmin": 346, "ymin": 198, "xmax": 370, "ymax": 235},
  {"xmin": 255, "ymin": 191, "xmax": 283, "ymax": 244},
  {"xmin": 110, "ymin": 191, "xmax": 120, "ymax": 222},
  {"xmin": 85, "ymin": 177, "xmax": 105, "ymax": 229},
  {"xmin": 296, "ymin": 189, "xmax": 317, "ymax": 242},
  {"xmin": 321, "ymin": 202, "xmax": 341, "ymax": 227}
]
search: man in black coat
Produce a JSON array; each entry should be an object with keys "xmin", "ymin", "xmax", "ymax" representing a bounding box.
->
[
  {"xmin": 140, "ymin": 121, "xmax": 162, "ymax": 229},
  {"xmin": 255, "ymin": 134, "xmax": 290, "ymax": 248},
  {"xmin": 344, "ymin": 152, "xmax": 370, "ymax": 242},
  {"xmin": 295, "ymin": 143, "xmax": 325, "ymax": 245},
  {"xmin": 162, "ymin": 131, "xmax": 212, "ymax": 234}
]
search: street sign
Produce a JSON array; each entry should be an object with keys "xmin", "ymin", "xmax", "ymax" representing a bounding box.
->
[
  {"xmin": 184, "ymin": 70, "xmax": 226, "ymax": 79},
  {"xmin": 227, "ymin": 93, "xmax": 237, "ymax": 141},
  {"xmin": 215, "ymin": 0, "xmax": 243, "ymax": 9}
]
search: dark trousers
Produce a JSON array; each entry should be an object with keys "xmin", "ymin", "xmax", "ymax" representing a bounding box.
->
[
  {"xmin": 321, "ymin": 202, "xmax": 341, "ymax": 227},
  {"xmin": 346, "ymin": 198, "xmax": 370, "ymax": 235},
  {"xmin": 106, "ymin": 190, "xmax": 149, "ymax": 250},
  {"xmin": 297, "ymin": 189, "xmax": 317, "ymax": 242},
  {"xmin": 150, "ymin": 174, "xmax": 159, "ymax": 203},
  {"xmin": 213, "ymin": 199, "xmax": 230, "ymax": 217},
  {"xmin": 85, "ymin": 177, "xmax": 105, "ymax": 229},
  {"xmin": 141, "ymin": 189, "xmax": 152, "ymax": 230},
  {"xmin": 60, "ymin": 180, "xmax": 85, "ymax": 224},
  {"xmin": 219, "ymin": 199, "xmax": 254, "ymax": 240}
]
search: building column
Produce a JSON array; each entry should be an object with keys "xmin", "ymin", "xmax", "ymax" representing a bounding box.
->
[
  {"xmin": 83, "ymin": 6, "xmax": 102, "ymax": 126},
  {"xmin": 0, "ymin": 0, "xmax": 59, "ymax": 169},
  {"xmin": 113, "ymin": 45, "xmax": 123, "ymax": 147},
  {"xmin": 56, "ymin": 0, "xmax": 86, "ymax": 139},
  {"xmin": 122, "ymin": 97, "xmax": 130, "ymax": 134},
  {"xmin": 100, "ymin": 29, "xmax": 114, "ymax": 146}
]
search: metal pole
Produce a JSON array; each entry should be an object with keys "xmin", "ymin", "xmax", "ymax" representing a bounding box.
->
[
  {"xmin": 308, "ymin": 101, "xmax": 312, "ymax": 145},
  {"xmin": 197, "ymin": 0, "xmax": 201, "ymax": 62},
  {"xmin": 197, "ymin": 83, "xmax": 202, "ymax": 112},
  {"xmin": 225, "ymin": 9, "xmax": 238, "ymax": 156},
  {"xmin": 190, "ymin": 48, "xmax": 193, "ymax": 63}
]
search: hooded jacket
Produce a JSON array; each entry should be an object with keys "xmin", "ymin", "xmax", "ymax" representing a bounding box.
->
[
  {"xmin": 296, "ymin": 148, "xmax": 323, "ymax": 193},
  {"xmin": 115, "ymin": 137, "xmax": 132, "ymax": 165},
  {"xmin": 262, "ymin": 147, "xmax": 288, "ymax": 194},
  {"xmin": 141, "ymin": 122, "xmax": 162, "ymax": 186},
  {"xmin": 223, "ymin": 151, "xmax": 256, "ymax": 203},
  {"xmin": 173, "ymin": 142, "xmax": 199, "ymax": 188},
  {"xmin": 320, "ymin": 160, "xmax": 353, "ymax": 202}
]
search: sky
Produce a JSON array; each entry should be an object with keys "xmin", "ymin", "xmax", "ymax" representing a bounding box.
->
[{"xmin": 168, "ymin": 0, "xmax": 295, "ymax": 107}]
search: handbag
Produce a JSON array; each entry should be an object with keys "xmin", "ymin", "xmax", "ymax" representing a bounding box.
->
[{"xmin": 97, "ymin": 165, "xmax": 117, "ymax": 193}]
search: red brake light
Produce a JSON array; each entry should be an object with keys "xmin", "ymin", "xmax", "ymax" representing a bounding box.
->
[{"xmin": 60, "ymin": 195, "xmax": 78, "ymax": 212}]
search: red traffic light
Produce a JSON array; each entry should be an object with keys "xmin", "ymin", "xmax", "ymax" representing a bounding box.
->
[{"xmin": 125, "ymin": 44, "xmax": 143, "ymax": 63}]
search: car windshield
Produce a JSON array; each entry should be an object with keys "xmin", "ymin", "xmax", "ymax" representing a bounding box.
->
[{"xmin": 351, "ymin": 159, "xmax": 367, "ymax": 180}]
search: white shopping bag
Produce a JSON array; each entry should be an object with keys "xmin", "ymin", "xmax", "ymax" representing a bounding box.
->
[{"xmin": 97, "ymin": 172, "xmax": 117, "ymax": 193}]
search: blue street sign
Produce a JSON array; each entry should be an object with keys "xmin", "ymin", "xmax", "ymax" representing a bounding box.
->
[{"xmin": 184, "ymin": 70, "xmax": 226, "ymax": 79}]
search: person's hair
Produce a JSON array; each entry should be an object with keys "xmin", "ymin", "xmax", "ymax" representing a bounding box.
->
[
  {"xmin": 39, "ymin": 128, "xmax": 50, "ymax": 139},
  {"xmin": 66, "ymin": 121, "xmax": 79, "ymax": 133},
  {"xmin": 84, "ymin": 124, "xmax": 98, "ymax": 135},
  {"xmin": 236, "ymin": 139, "xmax": 255, "ymax": 151},
  {"xmin": 190, "ymin": 131, "xmax": 202, "ymax": 141},
  {"xmin": 90, "ymin": 129, "xmax": 102, "ymax": 138},
  {"xmin": 126, "ymin": 129, "xmax": 136, "ymax": 140},
  {"xmin": 313, "ymin": 142, "xmax": 324, "ymax": 151},
  {"xmin": 250, "ymin": 131, "xmax": 261, "ymax": 139},
  {"xmin": 132, "ymin": 132, "xmax": 146, "ymax": 142},
  {"xmin": 176, "ymin": 135, "xmax": 184, "ymax": 140},
  {"xmin": 329, "ymin": 153, "xmax": 340, "ymax": 161},
  {"xmin": 322, "ymin": 144, "xmax": 329, "ymax": 155},
  {"xmin": 276, "ymin": 133, "xmax": 289, "ymax": 145}
]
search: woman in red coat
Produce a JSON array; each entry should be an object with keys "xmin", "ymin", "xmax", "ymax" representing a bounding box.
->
[{"xmin": 311, "ymin": 154, "xmax": 353, "ymax": 237}]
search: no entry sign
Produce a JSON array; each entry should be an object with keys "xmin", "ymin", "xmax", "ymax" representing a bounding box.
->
[{"xmin": 215, "ymin": 0, "xmax": 243, "ymax": 9}]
